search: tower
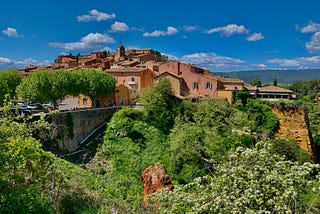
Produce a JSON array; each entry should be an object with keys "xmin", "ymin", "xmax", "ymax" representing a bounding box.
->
[{"xmin": 115, "ymin": 43, "xmax": 126, "ymax": 62}]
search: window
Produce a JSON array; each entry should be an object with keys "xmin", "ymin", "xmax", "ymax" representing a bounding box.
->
[
  {"xmin": 192, "ymin": 82, "xmax": 198, "ymax": 89},
  {"xmin": 131, "ymin": 77, "xmax": 135, "ymax": 82},
  {"xmin": 107, "ymin": 99, "xmax": 113, "ymax": 107},
  {"xmin": 205, "ymin": 82, "xmax": 212, "ymax": 89},
  {"xmin": 83, "ymin": 98, "xmax": 87, "ymax": 107}
]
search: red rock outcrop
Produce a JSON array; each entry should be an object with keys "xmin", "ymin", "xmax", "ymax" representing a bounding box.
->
[{"xmin": 140, "ymin": 162, "xmax": 174, "ymax": 207}]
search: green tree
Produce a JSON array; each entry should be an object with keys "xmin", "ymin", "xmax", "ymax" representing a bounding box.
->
[
  {"xmin": 140, "ymin": 78, "xmax": 180, "ymax": 134},
  {"xmin": 72, "ymin": 69, "xmax": 115, "ymax": 107},
  {"xmin": 289, "ymin": 79, "xmax": 320, "ymax": 99},
  {"xmin": 0, "ymin": 102, "xmax": 56, "ymax": 213},
  {"xmin": 273, "ymin": 78, "xmax": 278, "ymax": 86},
  {"xmin": 16, "ymin": 70, "xmax": 50, "ymax": 103},
  {"xmin": 47, "ymin": 70, "xmax": 72, "ymax": 108},
  {"xmin": 233, "ymin": 89, "xmax": 250, "ymax": 106},
  {"xmin": 16, "ymin": 70, "xmax": 71, "ymax": 108},
  {"xmin": 245, "ymin": 99, "xmax": 279, "ymax": 138},
  {"xmin": 250, "ymin": 77, "xmax": 262, "ymax": 87},
  {"xmin": 156, "ymin": 142, "xmax": 320, "ymax": 213},
  {"xmin": 0, "ymin": 69, "xmax": 23, "ymax": 103},
  {"xmin": 103, "ymin": 108, "xmax": 169, "ymax": 209}
]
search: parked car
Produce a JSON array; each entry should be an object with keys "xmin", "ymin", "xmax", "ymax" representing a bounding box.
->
[
  {"xmin": 27, "ymin": 103, "xmax": 44, "ymax": 110},
  {"xmin": 11, "ymin": 102, "xmax": 31, "ymax": 116},
  {"xmin": 42, "ymin": 102, "xmax": 54, "ymax": 110}
]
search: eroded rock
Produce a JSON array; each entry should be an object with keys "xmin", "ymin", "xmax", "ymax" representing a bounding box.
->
[{"xmin": 140, "ymin": 162, "xmax": 174, "ymax": 207}]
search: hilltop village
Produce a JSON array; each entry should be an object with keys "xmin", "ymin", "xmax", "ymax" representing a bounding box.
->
[{"xmin": 18, "ymin": 45, "xmax": 296, "ymax": 107}]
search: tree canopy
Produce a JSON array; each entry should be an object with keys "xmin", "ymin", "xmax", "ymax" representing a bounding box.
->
[
  {"xmin": 15, "ymin": 69, "xmax": 116, "ymax": 108},
  {"xmin": 71, "ymin": 69, "xmax": 116, "ymax": 107},
  {"xmin": 250, "ymin": 77, "xmax": 262, "ymax": 87},
  {"xmin": 0, "ymin": 69, "xmax": 23, "ymax": 103}
]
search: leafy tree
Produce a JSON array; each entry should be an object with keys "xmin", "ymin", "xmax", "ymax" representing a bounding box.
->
[
  {"xmin": 168, "ymin": 99, "xmax": 257, "ymax": 184},
  {"xmin": 289, "ymin": 79, "xmax": 320, "ymax": 99},
  {"xmin": 273, "ymin": 78, "xmax": 278, "ymax": 86},
  {"xmin": 47, "ymin": 70, "xmax": 72, "ymax": 108},
  {"xmin": 156, "ymin": 142, "xmax": 320, "ymax": 213},
  {"xmin": 169, "ymin": 122, "xmax": 227, "ymax": 184},
  {"xmin": 103, "ymin": 108, "xmax": 169, "ymax": 209},
  {"xmin": 0, "ymin": 69, "xmax": 23, "ymax": 103},
  {"xmin": 140, "ymin": 78, "xmax": 180, "ymax": 134},
  {"xmin": 72, "ymin": 69, "xmax": 115, "ymax": 107},
  {"xmin": 250, "ymin": 77, "xmax": 262, "ymax": 87},
  {"xmin": 16, "ymin": 70, "xmax": 71, "ymax": 108},
  {"xmin": 245, "ymin": 99, "xmax": 279, "ymax": 138},
  {"xmin": 16, "ymin": 70, "xmax": 51, "ymax": 103},
  {"xmin": 16, "ymin": 69, "xmax": 115, "ymax": 108},
  {"xmin": 233, "ymin": 89, "xmax": 250, "ymax": 106},
  {"xmin": 270, "ymin": 138, "xmax": 311, "ymax": 164},
  {"xmin": 0, "ymin": 102, "xmax": 56, "ymax": 213}
]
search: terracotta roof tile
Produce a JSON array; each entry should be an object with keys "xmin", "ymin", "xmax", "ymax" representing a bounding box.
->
[{"xmin": 258, "ymin": 86, "xmax": 294, "ymax": 93}]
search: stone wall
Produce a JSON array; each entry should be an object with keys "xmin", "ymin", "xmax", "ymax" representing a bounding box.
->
[
  {"xmin": 51, "ymin": 107, "xmax": 119, "ymax": 152},
  {"xmin": 271, "ymin": 106, "xmax": 317, "ymax": 162}
]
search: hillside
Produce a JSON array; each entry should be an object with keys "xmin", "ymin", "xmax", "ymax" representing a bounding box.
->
[{"xmin": 214, "ymin": 69, "xmax": 320, "ymax": 85}]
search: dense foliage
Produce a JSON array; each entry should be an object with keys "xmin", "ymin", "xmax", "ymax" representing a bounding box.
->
[
  {"xmin": 101, "ymin": 79, "xmax": 319, "ymax": 212},
  {"xmin": 0, "ymin": 69, "xmax": 23, "ymax": 103},
  {"xmin": 156, "ymin": 143, "xmax": 320, "ymax": 213},
  {"xmin": 0, "ymin": 101, "xmax": 56, "ymax": 213},
  {"xmin": 15, "ymin": 69, "xmax": 115, "ymax": 108},
  {"xmin": 70, "ymin": 69, "xmax": 116, "ymax": 106},
  {"xmin": 289, "ymin": 79, "xmax": 320, "ymax": 99},
  {"xmin": 2, "ymin": 75, "xmax": 320, "ymax": 213}
]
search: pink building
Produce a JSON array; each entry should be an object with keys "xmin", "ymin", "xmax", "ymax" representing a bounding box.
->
[
  {"xmin": 157, "ymin": 61, "xmax": 244, "ymax": 103},
  {"xmin": 158, "ymin": 61, "xmax": 219, "ymax": 98}
]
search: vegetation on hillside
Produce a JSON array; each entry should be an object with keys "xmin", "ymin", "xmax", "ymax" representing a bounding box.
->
[
  {"xmin": 2, "ymin": 71, "xmax": 320, "ymax": 213},
  {"xmin": 101, "ymin": 79, "xmax": 318, "ymax": 212}
]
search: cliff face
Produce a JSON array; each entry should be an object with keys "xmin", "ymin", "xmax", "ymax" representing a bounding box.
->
[{"xmin": 271, "ymin": 106, "xmax": 317, "ymax": 162}]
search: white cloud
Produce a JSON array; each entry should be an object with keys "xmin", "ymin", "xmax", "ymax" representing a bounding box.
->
[
  {"xmin": 306, "ymin": 31, "xmax": 320, "ymax": 53},
  {"xmin": 110, "ymin": 21, "xmax": 129, "ymax": 32},
  {"xmin": 77, "ymin": 9, "xmax": 116, "ymax": 22},
  {"xmin": 206, "ymin": 24, "xmax": 249, "ymax": 36},
  {"xmin": 246, "ymin": 33, "xmax": 264, "ymax": 41},
  {"xmin": 267, "ymin": 56, "xmax": 320, "ymax": 69},
  {"xmin": 183, "ymin": 25, "xmax": 198, "ymax": 32},
  {"xmin": 250, "ymin": 63, "xmax": 267, "ymax": 69},
  {"xmin": 0, "ymin": 56, "xmax": 50, "ymax": 69},
  {"xmin": 143, "ymin": 26, "xmax": 179, "ymax": 37},
  {"xmin": 49, "ymin": 33, "xmax": 115, "ymax": 51},
  {"xmin": 2, "ymin": 27, "xmax": 21, "ymax": 37},
  {"xmin": 299, "ymin": 21, "xmax": 320, "ymax": 33},
  {"xmin": 180, "ymin": 52, "xmax": 246, "ymax": 70}
]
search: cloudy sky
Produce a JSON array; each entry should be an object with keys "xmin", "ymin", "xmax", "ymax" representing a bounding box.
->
[{"xmin": 0, "ymin": 0, "xmax": 320, "ymax": 72}]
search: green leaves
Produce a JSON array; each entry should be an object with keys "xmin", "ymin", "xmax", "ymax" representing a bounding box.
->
[
  {"xmin": 15, "ymin": 69, "xmax": 116, "ymax": 108},
  {"xmin": 0, "ymin": 69, "xmax": 23, "ymax": 103},
  {"xmin": 157, "ymin": 143, "xmax": 320, "ymax": 213},
  {"xmin": 71, "ymin": 69, "xmax": 115, "ymax": 105},
  {"xmin": 140, "ymin": 78, "xmax": 180, "ymax": 134},
  {"xmin": 0, "ymin": 102, "xmax": 56, "ymax": 213}
]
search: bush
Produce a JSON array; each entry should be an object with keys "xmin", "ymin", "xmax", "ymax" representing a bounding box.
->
[{"xmin": 156, "ymin": 142, "xmax": 320, "ymax": 213}]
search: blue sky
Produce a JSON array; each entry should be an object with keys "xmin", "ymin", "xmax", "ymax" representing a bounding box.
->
[{"xmin": 1, "ymin": 0, "xmax": 320, "ymax": 72}]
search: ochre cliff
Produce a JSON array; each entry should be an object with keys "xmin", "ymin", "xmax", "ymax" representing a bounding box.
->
[{"xmin": 271, "ymin": 105, "xmax": 317, "ymax": 162}]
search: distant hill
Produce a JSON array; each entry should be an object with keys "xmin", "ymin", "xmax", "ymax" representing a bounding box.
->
[{"xmin": 214, "ymin": 69, "xmax": 320, "ymax": 85}]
